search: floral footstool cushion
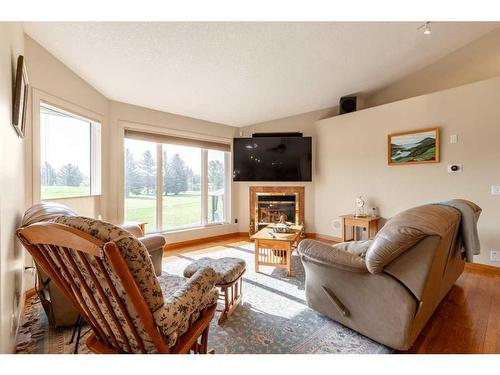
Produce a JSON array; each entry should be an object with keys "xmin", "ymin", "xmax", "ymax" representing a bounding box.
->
[{"xmin": 184, "ymin": 257, "xmax": 246, "ymax": 324}]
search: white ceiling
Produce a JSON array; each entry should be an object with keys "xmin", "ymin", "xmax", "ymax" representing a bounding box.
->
[{"xmin": 24, "ymin": 22, "xmax": 499, "ymax": 126}]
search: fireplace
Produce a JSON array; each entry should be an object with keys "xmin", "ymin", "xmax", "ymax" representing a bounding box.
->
[
  {"xmin": 256, "ymin": 194, "xmax": 298, "ymax": 231},
  {"xmin": 249, "ymin": 186, "xmax": 305, "ymax": 234}
]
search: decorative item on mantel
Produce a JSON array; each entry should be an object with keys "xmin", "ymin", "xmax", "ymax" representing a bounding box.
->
[{"xmin": 354, "ymin": 196, "xmax": 367, "ymax": 217}]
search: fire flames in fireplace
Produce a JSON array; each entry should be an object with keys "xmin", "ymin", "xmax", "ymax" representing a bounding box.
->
[{"xmin": 256, "ymin": 194, "xmax": 298, "ymax": 231}]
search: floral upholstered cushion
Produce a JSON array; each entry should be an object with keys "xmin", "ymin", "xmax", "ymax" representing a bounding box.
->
[
  {"xmin": 183, "ymin": 257, "xmax": 246, "ymax": 285},
  {"xmin": 155, "ymin": 268, "xmax": 218, "ymax": 347},
  {"xmin": 158, "ymin": 273, "xmax": 187, "ymax": 298}
]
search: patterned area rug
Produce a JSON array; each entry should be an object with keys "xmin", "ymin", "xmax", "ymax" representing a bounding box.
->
[{"xmin": 16, "ymin": 241, "xmax": 391, "ymax": 354}]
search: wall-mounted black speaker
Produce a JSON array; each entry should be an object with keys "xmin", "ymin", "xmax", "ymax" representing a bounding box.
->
[{"xmin": 339, "ymin": 96, "xmax": 357, "ymax": 115}]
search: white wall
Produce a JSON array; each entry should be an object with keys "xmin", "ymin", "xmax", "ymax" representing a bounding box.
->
[
  {"xmin": 315, "ymin": 76, "xmax": 500, "ymax": 266},
  {"xmin": 0, "ymin": 22, "xmax": 27, "ymax": 353}
]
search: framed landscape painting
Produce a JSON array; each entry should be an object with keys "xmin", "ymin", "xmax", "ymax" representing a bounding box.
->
[{"xmin": 388, "ymin": 127, "xmax": 440, "ymax": 166}]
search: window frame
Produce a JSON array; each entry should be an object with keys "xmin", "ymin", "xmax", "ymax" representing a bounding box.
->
[
  {"xmin": 122, "ymin": 125, "xmax": 231, "ymax": 234},
  {"xmin": 32, "ymin": 89, "xmax": 103, "ymax": 203}
]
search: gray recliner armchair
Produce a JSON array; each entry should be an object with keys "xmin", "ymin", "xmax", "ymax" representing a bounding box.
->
[
  {"xmin": 298, "ymin": 201, "xmax": 481, "ymax": 350},
  {"xmin": 21, "ymin": 202, "xmax": 166, "ymax": 327}
]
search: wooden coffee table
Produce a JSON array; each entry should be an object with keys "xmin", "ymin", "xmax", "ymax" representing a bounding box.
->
[{"xmin": 251, "ymin": 224, "xmax": 303, "ymax": 276}]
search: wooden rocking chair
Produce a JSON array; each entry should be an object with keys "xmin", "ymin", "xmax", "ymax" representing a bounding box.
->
[{"xmin": 17, "ymin": 219, "xmax": 217, "ymax": 354}]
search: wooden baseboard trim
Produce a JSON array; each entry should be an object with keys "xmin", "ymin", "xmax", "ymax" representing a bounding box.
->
[
  {"xmin": 465, "ymin": 262, "xmax": 500, "ymax": 275},
  {"xmin": 162, "ymin": 231, "xmax": 343, "ymax": 251},
  {"xmin": 163, "ymin": 232, "xmax": 247, "ymax": 251},
  {"xmin": 306, "ymin": 233, "xmax": 342, "ymax": 243}
]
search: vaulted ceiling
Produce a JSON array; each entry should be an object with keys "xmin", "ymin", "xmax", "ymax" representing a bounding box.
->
[{"xmin": 24, "ymin": 22, "xmax": 499, "ymax": 126}]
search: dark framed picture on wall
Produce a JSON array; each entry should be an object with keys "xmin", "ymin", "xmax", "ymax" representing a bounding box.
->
[
  {"xmin": 12, "ymin": 55, "xmax": 29, "ymax": 138},
  {"xmin": 388, "ymin": 127, "xmax": 440, "ymax": 166}
]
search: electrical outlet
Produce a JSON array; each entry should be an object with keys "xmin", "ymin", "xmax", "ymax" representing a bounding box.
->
[
  {"xmin": 490, "ymin": 250, "xmax": 500, "ymax": 262},
  {"xmin": 491, "ymin": 186, "xmax": 500, "ymax": 195}
]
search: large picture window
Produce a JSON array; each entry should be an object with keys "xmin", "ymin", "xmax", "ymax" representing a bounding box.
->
[
  {"xmin": 124, "ymin": 130, "xmax": 230, "ymax": 233},
  {"xmin": 40, "ymin": 104, "xmax": 101, "ymax": 200}
]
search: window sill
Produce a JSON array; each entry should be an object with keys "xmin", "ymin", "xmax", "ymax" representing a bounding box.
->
[
  {"xmin": 42, "ymin": 194, "xmax": 102, "ymax": 201},
  {"xmin": 147, "ymin": 222, "xmax": 232, "ymax": 236}
]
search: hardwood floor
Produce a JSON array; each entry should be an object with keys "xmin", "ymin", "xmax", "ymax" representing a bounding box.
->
[
  {"xmin": 165, "ymin": 235, "xmax": 500, "ymax": 354},
  {"xmin": 406, "ymin": 263, "xmax": 500, "ymax": 354}
]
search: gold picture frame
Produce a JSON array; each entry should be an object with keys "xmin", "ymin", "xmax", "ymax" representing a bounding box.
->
[{"xmin": 388, "ymin": 127, "xmax": 440, "ymax": 166}]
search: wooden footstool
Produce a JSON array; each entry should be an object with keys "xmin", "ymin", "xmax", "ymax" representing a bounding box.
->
[{"xmin": 183, "ymin": 257, "xmax": 246, "ymax": 325}]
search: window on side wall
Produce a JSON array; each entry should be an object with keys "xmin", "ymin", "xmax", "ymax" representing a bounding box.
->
[{"xmin": 40, "ymin": 103, "xmax": 101, "ymax": 200}]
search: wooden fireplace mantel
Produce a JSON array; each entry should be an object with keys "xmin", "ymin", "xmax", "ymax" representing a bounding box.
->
[{"xmin": 249, "ymin": 186, "xmax": 305, "ymax": 235}]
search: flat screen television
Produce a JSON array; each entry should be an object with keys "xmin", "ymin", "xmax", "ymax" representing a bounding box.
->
[{"xmin": 233, "ymin": 136, "xmax": 312, "ymax": 181}]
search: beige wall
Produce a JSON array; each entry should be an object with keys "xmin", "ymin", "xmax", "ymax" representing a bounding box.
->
[
  {"xmin": 0, "ymin": 22, "xmax": 27, "ymax": 353},
  {"xmin": 315, "ymin": 76, "xmax": 500, "ymax": 266},
  {"xmin": 367, "ymin": 27, "xmax": 500, "ymax": 108},
  {"xmin": 235, "ymin": 107, "xmax": 336, "ymax": 233}
]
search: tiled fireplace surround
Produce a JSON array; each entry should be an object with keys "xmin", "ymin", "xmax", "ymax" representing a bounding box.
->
[{"xmin": 248, "ymin": 186, "xmax": 305, "ymax": 235}]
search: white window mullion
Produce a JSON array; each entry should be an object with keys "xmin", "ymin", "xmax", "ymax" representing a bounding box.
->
[
  {"xmin": 224, "ymin": 151, "xmax": 231, "ymax": 224},
  {"xmin": 90, "ymin": 122, "xmax": 102, "ymax": 196},
  {"xmin": 156, "ymin": 143, "xmax": 163, "ymax": 232},
  {"xmin": 201, "ymin": 149, "xmax": 208, "ymax": 225}
]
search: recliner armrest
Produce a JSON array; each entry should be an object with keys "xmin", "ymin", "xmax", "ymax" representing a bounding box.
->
[
  {"xmin": 138, "ymin": 234, "xmax": 165, "ymax": 251},
  {"xmin": 119, "ymin": 223, "xmax": 144, "ymax": 238},
  {"xmin": 298, "ymin": 239, "xmax": 368, "ymax": 273},
  {"xmin": 137, "ymin": 234, "xmax": 165, "ymax": 276}
]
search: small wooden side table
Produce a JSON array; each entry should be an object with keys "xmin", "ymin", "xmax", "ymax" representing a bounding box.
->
[{"xmin": 340, "ymin": 215, "xmax": 380, "ymax": 242}]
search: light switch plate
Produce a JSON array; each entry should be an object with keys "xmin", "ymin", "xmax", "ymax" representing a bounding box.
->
[
  {"xmin": 450, "ymin": 134, "xmax": 458, "ymax": 144},
  {"xmin": 491, "ymin": 186, "xmax": 500, "ymax": 195}
]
